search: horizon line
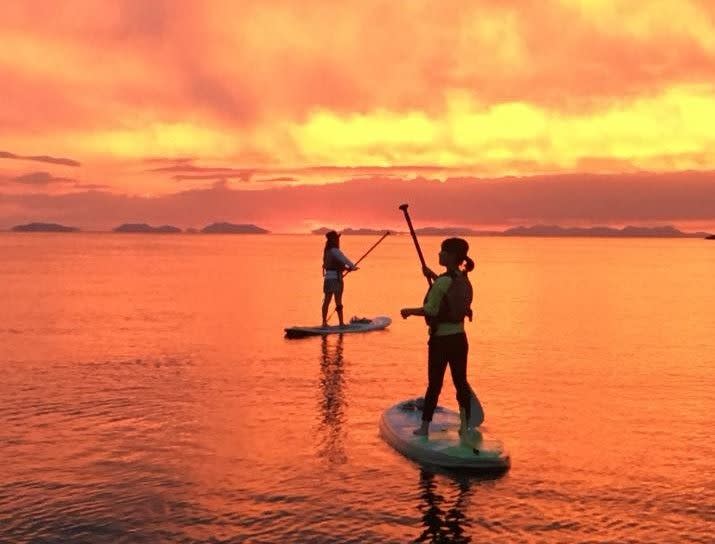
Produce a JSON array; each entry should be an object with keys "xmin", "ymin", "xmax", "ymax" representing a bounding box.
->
[{"xmin": 4, "ymin": 222, "xmax": 713, "ymax": 237}]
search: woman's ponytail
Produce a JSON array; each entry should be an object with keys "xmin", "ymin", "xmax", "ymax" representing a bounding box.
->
[
  {"xmin": 442, "ymin": 237, "xmax": 475, "ymax": 274},
  {"xmin": 462, "ymin": 256, "xmax": 475, "ymax": 273}
]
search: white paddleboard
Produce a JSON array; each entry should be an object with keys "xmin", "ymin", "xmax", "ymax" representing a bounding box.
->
[
  {"xmin": 285, "ymin": 316, "xmax": 391, "ymax": 338},
  {"xmin": 380, "ymin": 398, "xmax": 510, "ymax": 470}
]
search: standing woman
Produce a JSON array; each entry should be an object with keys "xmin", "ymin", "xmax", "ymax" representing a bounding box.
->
[
  {"xmin": 400, "ymin": 238, "xmax": 475, "ymax": 436},
  {"xmin": 322, "ymin": 231, "xmax": 358, "ymax": 328}
]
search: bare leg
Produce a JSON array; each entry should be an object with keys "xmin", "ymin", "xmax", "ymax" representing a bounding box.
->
[
  {"xmin": 322, "ymin": 292, "xmax": 333, "ymax": 327},
  {"xmin": 335, "ymin": 291, "xmax": 345, "ymax": 326}
]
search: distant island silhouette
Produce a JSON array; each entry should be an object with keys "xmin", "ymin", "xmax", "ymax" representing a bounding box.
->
[
  {"xmin": 707, "ymin": 234, "xmax": 715, "ymax": 240},
  {"xmin": 312, "ymin": 227, "xmax": 389, "ymax": 235},
  {"xmin": 311, "ymin": 225, "xmax": 712, "ymax": 238},
  {"xmin": 114, "ymin": 223, "xmax": 181, "ymax": 233},
  {"xmin": 12, "ymin": 222, "xmax": 78, "ymax": 232},
  {"xmin": 415, "ymin": 226, "xmax": 500, "ymax": 236},
  {"xmin": 201, "ymin": 222, "xmax": 269, "ymax": 234},
  {"xmin": 312, "ymin": 227, "xmax": 339, "ymax": 235},
  {"xmin": 500, "ymin": 225, "xmax": 710, "ymax": 238},
  {"xmin": 111, "ymin": 222, "xmax": 269, "ymax": 234}
]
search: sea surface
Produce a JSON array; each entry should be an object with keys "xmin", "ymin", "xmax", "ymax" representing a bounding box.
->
[{"xmin": 0, "ymin": 233, "xmax": 713, "ymax": 543}]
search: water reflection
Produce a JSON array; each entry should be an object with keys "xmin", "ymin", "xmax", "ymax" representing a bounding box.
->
[
  {"xmin": 415, "ymin": 469, "xmax": 473, "ymax": 543},
  {"xmin": 316, "ymin": 334, "xmax": 347, "ymax": 464},
  {"xmin": 416, "ymin": 467, "xmax": 508, "ymax": 544}
]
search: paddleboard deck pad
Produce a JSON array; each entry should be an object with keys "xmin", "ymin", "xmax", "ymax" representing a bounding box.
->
[
  {"xmin": 285, "ymin": 316, "xmax": 391, "ymax": 338},
  {"xmin": 380, "ymin": 398, "xmax": 510, "ymax": 470}
]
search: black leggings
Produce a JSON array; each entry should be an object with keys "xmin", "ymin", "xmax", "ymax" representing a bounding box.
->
[{"xmin": 421, "ymin": 332, "xmax": 471, "ymax": 423}]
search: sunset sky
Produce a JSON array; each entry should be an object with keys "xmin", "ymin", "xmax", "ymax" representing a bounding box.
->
[{"xmin": 1, "ymin": 0, "xmax": 714, "ymax": 231}]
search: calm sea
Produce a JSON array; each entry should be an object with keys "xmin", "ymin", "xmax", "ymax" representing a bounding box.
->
[{"xmin": 0, "ymin": 233, "xmax": 713, "ymax": 543}]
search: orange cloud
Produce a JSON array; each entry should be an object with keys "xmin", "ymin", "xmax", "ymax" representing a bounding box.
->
[{"xmin": 1, "ymin": 0, "xmax": 715, "ymax": 225}]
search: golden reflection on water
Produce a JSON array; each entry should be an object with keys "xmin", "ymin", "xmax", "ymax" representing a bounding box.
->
[
  {"xmin": 317, "ymin": 334, "xmax": 347, "ymax": 464},
  {"xmin": 0, "ymin": 233, "xmax": 713, "ymax": 543}
]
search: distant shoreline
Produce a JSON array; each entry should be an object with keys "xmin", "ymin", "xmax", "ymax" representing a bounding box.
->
[
  {"xmin": 3, "ymin": 230, "xmax": 713, "ymax": 239},
  {"xmin": 309, "ymin": 225, "xmax": 713, "ymax": 239},
  {"xmin": 4, "ymin": 222, "xmax": 713, "ymax": 238},
  {"xmin": 6, "ymin": 222, "xmax": 270, "ymax": 235}
]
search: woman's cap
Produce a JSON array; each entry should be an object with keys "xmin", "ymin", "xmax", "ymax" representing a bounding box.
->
[{"xmin": 325, "ymin": 230, "xmax": 341, "ymax": 240}]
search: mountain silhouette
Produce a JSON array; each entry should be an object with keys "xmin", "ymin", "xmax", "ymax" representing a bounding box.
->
[
  {"xmin": 114, "ymin": 223, "xmax": 181, "ymax": 233},
  {"xmin": 201, "ymin": 222, "xmax": 269, "ymax": 234},
  {"xmin": 12, "ymin": 222, "xmax": 78, "ymax": 232}
]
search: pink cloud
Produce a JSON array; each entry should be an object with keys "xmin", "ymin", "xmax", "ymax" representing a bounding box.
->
[
  {"xmin": 11, "ymin": 171, "xmax": 75, "ymax": 185},
  {"xmin": 1, "ymin": 171, "xmax": 713, "ymax": 231},
  {"xmin": 0, "ymin": 150, "xmax": 80, "ymax": 167}
]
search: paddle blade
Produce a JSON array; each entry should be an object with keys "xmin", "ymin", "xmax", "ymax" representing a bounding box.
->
[{"xmin": 468, "ymin": 386, "xmax": 485, "ymax": 427}]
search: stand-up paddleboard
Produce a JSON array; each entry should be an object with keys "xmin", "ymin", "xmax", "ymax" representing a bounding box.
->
[
  {"xmin": 380, "ymin": 398, "xmax": 509, "ymax": 470},
  {"xmin": 285, "ymin": 316, "xmax": 392, "ymax": 339}
]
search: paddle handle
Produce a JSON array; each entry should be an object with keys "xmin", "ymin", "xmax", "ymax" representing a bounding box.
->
[{"xmin": 399, "ymin": 204, "xmax": 432, "ymax": 286}]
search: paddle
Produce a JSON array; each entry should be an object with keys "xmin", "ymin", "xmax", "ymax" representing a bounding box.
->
[
  {"xmin": 398, "ymin": 204, "xmax": 432, "ymax": 287},
  {"xmin": 398, "ymin": 203, "xmax": 485, "ymax": 427},
  {"xmin": 342, "ymin": 230, "xmax": 391, "ymax": 278},
  {"xmin": 325, "ymin": 230, "xmax": 391, "ymax": 323}
]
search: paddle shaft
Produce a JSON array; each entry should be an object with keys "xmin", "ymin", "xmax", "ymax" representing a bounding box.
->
[
  {"xmin": 398, "ymin": 204, "xmax": 432, "ymax": 286},
  {"xmin": 342, "ymin": 230, "xmax": 391, "ymax": 278}
]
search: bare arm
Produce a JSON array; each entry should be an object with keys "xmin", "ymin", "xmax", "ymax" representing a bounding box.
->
[
  {"xmin": 400, "ymin": 307, "xmax": 425, "ymax": 319},
  {"xmin": 400, "ymin": 277, "xmax": 451, "ymax": 319}
]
